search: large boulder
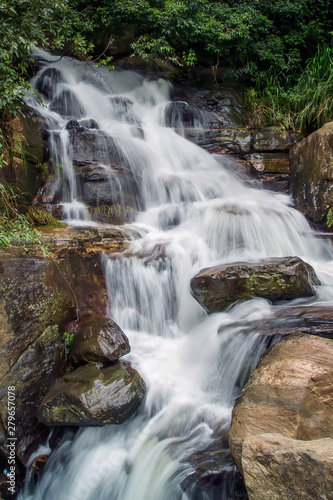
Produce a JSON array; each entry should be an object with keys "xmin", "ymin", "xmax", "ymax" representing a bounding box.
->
[
  {"xmin": 242, "ymin": 433, "xmax": 333, "ymax": 500},
  {"xmin": 37, "ymin": 362, "xmax": 146, "ymax": 426},
  {"xmin": 66, "ymin": 128, "xmax": 142, "ymax": 209},
  {"xmin": 289, "ymin": 121, "xmax": 333, "ymax": 224},
  {"xmin": 71, "ymin": 314, "xmax": 130, "ymax": 365},
  {"xmin": 229, "ymin": 333, "xmax": 333, "ymax": 475},
  {"xmin": 190, "ymin": 257, "xmax": 320, "ymax": 313}
]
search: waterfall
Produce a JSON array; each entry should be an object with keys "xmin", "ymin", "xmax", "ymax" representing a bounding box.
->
[{"xmin": 20, "ymin": 49, "xmax": 333, "ymax": 500}]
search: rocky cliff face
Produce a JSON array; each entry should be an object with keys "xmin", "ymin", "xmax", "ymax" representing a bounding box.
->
[
  {"xmin": 290, "ymin": 121, "xmax": 333, "ymax": 226},
  {"xmin": 0, "ymin": 226, "xmax": 133, "ymax": 468}
]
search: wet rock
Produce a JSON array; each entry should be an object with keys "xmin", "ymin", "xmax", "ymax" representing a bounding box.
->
[
  {"xmin": 290, "ymin": 121, "xmax": 333, "ymax": 225},
  {"xmin": 0, "ymin": 326, "xmax": 65, "ymax": 464},
  {"xmin": 245, "ymin": 153, "xmax": 290, "ymax": 193},
  {"xmin": 226, "ymin": 305, "xmax": 333, "ymax": 341},
  {"xmin": 108, "ymin": 96, "xmax": 136, "ymax": 123},
  {"xmin": 197, "ymin": 128, "xmax": 252, "ymax": 155},
  {"xmin": 253, "ymin": 129, "xmax": 301, "ymax": 152},
  {"xmin": 172, "ymin": 84, "xmax": 249, "ymax": 128},
  {"xmin": 37, "ymin": 361, "xmax": 146, "ymax": 426},
  {"xmin": 49, "ymin": 89, "xmax": 85, "ymax": 118},
  {"xmin": 164, "ymin": 101, "xmax": 203, "ymax": 128},
  {"xmin": 182, "ymin": 449, "xmax": 248, "ymax": 500},
  {"xmin": 69, "ymin": 128, "xmax": 123, "ymax": 165},
  {"xmin": 71, "ymin": 315, "xmax": 130, "ymax": 365},
  {"xmin": 77, "ymin": 162, "xmax": 141, "ymax": 209},
  {"xmin": 35, "ymin": 68, "xmax": 65, "ymax": 101},
  {"xmin": 190, "ymin": 257, "xmax": 320, "ymax": 313},
  {"xmin": 242, "ymin": 433, "xmax": 333, "ymax": 500},
  {"xmin": 0, "ymin": 254, "xmax": 75, "ymax": 381},
  {"xmin": 79, "ymin": 118, "xmax": 99, "ymax": 129},
  {"xmin": 245, "ymin": 153, "xmax": 289, "ymax": 174},
  {"xmin": 65, "ymin": 119, "xmax": 83, "ymax": 131},
  {"xmin": 229, "ymin": 333, "xmax": 333, "ymax": 474}
]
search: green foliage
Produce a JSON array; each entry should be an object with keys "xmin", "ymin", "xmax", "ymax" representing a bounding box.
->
[
  {"xmin": 247, "ymin": 44, "xmax": 333, "ymax": 132},
  {"xmin": 54, "ymin": 329, "xmax": 74, "ymax": 360},
  {"xmin": 0, "ymin": 213, "xmax": 42, "ymax": 248},
  {"xmin": 0, "ymin": 180, "xmax": 43, "ymax": 249},
  {"xmin": 80, "ymin": 0, "xmax": 333, "ymax": 78},
  {"xmin": 26, "ymin": 206, "xmax": 66, "ymax": 228},
  {"xmin": 325, "ymin": 206, "xmax": 333, "ymax": 228},
  {"xmin": 0, "ymin": 0, "xmax": 95, "ymax": 117},
  {"xmin": 246, "ymin": 69, "xmax": 297, "ymax": 130},
  {"xmin": 292, "ymin": 44, "xmax": 333, "ymax": 131}
]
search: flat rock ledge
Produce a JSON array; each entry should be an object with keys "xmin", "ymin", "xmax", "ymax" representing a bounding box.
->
[{"xmin": 190, "ymin": 256, "xmax": 320, "ymax": 313}]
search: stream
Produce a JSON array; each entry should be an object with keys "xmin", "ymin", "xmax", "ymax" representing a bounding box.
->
[{"xmin": 19, "ymin": 50, "xmax": 333, "ymax": 500}]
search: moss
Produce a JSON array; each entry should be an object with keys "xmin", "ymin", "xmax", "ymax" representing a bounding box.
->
[
  {"xmin": 245, "ymin": 273, "xmax": 286, "ymax": 296},
  {"xmin": 26, "ymin": 207, "xmax": 66, "ymax": 228},
  {"xmin": 89, "ymin": 204, "xmax": 135, "ymax": 224}
]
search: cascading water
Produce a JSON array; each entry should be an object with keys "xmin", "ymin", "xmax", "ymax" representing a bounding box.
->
[{"xmin": 20, "ymin": 49, "xmax": 333, "ymax": 500}]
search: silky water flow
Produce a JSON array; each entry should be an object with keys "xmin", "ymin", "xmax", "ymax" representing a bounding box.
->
[{"xmin": 20, "ymin": 49, "xmax": 333, "ymax": 500}]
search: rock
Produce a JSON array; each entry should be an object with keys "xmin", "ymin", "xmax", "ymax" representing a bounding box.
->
[
  {"xmin": 69, "ymin": 127, "xmax": 120, "ymax": 165},
  {"xmin": 190, "ymin": 257, "xmax": 320, "ymax": 313},
  {"xmin": 68, "ymin": 126, "xmax": 143, "ymax": 209},
  {"xmin": 88, "ymin": 204, "xmax": 136, "ymax": 224},
  {"xmin": 108, "ymin": 96, "xmax": 136, "ymax": 123},
  {"xmin": 79, "ymin": 118, "xmax": 99, "ymax": 129},
  {"xmin": 37, "ymin": 361, "xmax": 146, "ymax": 426},
  {"xmin": 0, "ymin": 326, "xmax": 65, "ymax": 464},
  {"xmin": 245, "ymin": 153, "xmax": 289, "ymax": 174},
  {"xmin": 164, "ymin": 101, "xmax": 203, "ymax": 128},
  {"xmin": 71, "ymin": 315, "xmax": 130, "ymax": 365},
  {"xmin": 76, "ymin": 162, "xmax": 141, "ymax": 209},
  {"xmin": 0, "ymin": 110, "xmax": 48, "ymax": 205},
  {"xmin": 242, "ymin": 433, "xmax": 333, "ymax": 500},
  {"xmin": 172, "ymin": 84, "xmax": 249, "ymax": 128},
  {"xmin": 197, "ymin": 128, "xmax": 252, "ymax": 155},
  {"xmin": 49, "ymin": 89, "xmax": 85, "ymax": 118},
  {"xmin": 290, "ymin": 121, "xmax": 333, "ymax": 225},
  {"xmin": 181, "ymin": 449, "xmax": 248, "ymax": 500},
  {"xmin": 229, "ymin": 333, "xmax": 333, "ymax": 474},
  {"xmin": 0, "ymin": 225, "xmax": 128, "ymax": 461},
  {"xmin": 35, "ymin": 67, "xmax": 65, "ymax": 101},
  {"xmin": 65, "ymin": 119, "xmax": 83, "ymax": 131},
  {"xmin": 0, "ymin": 254, "xmax": 75, "ymax": 381},
  {"xmin": 202, "ymin": 87, "xmax": 249, "ymax": 128},
  {"xmin": 245, "ymin": 153, "xmax": 290, "ymax": 193},
  {"xmin": 253, "ymin": 129, "xmax": 301, "ymax": 152}
]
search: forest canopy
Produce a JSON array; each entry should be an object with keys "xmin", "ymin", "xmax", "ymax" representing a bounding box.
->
[{"xmin": 0, "ymin": 0, "xmax": 333, "ymax": 122}]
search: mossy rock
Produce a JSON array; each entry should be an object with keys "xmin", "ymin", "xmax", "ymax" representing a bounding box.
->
[
  {"xmin": 37, "ymin": 361, "xmax": 146, "ymax": 426},
  {"xmin": 190, "ymin": 256, "xmax": 320, "ymax": 313}
]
